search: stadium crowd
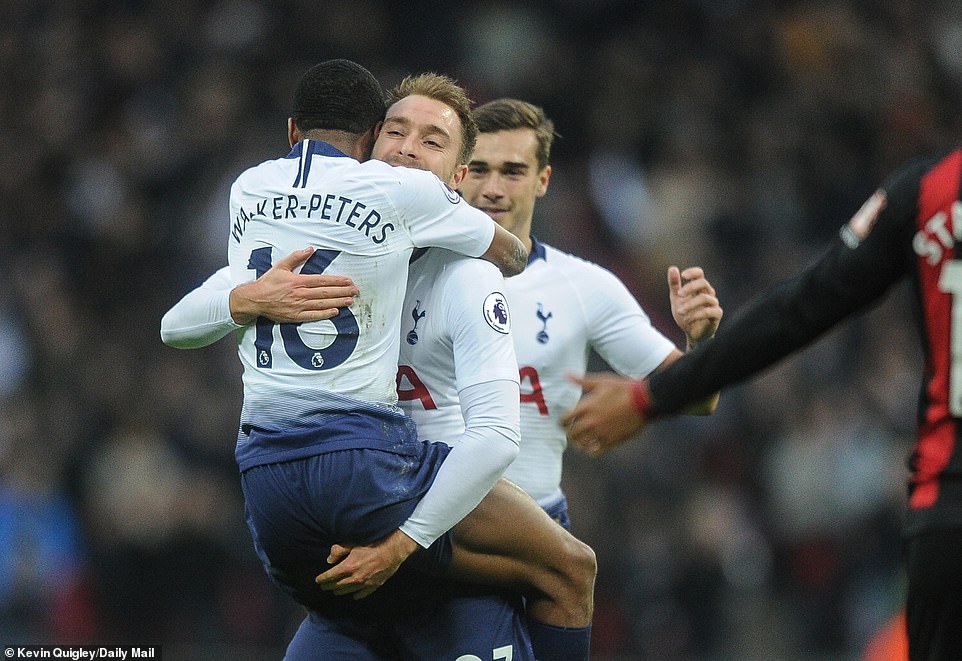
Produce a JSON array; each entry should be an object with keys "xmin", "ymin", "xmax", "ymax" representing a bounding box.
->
[{"xmin": 3, "ymin": 0, "xmax": 961, "ymax": 658}]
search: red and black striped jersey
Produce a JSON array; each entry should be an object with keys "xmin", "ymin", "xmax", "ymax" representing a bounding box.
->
[{"xmin": 649, "ymin": 147, "xmax": 962, "ymax": 535}]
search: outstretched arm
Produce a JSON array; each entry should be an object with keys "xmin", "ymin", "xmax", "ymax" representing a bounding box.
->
[
  {"xmin": 560, "ymin": 238, "xmax": 880, "ymax": 454},
  {"xmin": 562, "ymin": 217, "xmax": 906, "ymax": 453}
]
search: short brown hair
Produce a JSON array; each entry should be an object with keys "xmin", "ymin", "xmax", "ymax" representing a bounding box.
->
[
  {"xmin": 473, "ymin": 99, "xmax": 556, "ymax": 170},
  {"xmin": 388, "ymin": 73, "xmax": 477, "ymax": 166}
]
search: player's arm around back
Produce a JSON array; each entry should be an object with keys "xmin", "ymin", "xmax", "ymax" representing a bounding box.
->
[
  {"xmin": 482, "ymin": 223, "xmax": 528, "ymax": 277},
  {"xmin": 160, "ymin": 266, "xmax": 239, "ymax": 349},
  {"xmin": 160, "ymin": 248, "xmax": 357, "ymax": 349},
  {"xmin": 393, "ymin": 166, "xmax": 528, "ymax": 277}
]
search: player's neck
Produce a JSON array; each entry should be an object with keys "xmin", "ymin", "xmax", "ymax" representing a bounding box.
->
[
  {"xmin": 521, "ymin": 234, "xmax": 533, "ymax": 254},
  {"xmin": 514, "ymin": 220, "xmax": 533, "ymax": 254},
  {"xmin": 300, "ymin": 129, "xmax": 369, "ymax": 160}
]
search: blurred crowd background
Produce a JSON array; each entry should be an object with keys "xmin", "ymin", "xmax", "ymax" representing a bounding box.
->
[{"xmin": 3, "ymin": 0, "xmax": 961, "ymax": 658}]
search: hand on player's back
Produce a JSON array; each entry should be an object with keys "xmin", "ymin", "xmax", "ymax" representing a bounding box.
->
[{"xmin": 230, "ymin": 247, "xmax": 358, "ymax": 325}]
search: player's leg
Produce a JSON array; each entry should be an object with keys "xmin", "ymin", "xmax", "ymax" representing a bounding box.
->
[
  {"xmin": 447, "ymin": 478, "xmax": 595, "ymax": 626},
  {"xmin": 445, "ymin": 478, "xmax": 596, "ymax": 661},
  {"xmin": 279, "ymin": 438, "xmax": 593, "ymax": 658},
  {"xmin": 904, "ymin": 527, "xmax": 962, "ymax": 661},
  {"xmin": 541, "ymin": 492, "xmax": 572, "ymax": 531}
]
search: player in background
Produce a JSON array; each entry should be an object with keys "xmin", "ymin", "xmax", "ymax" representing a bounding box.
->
[
  {"xmin": 561, "ymin": 148, "xmax": 962, "ymax": 661},
  {"xmin": 163, "ymin": 71, "xmax": 594, "ymax": 661},
  {"xmin": 456, "ymin": 98, "xmax": 722, "ymax": 527}
]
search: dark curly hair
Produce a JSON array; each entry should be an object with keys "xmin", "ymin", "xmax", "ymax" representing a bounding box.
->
[{"xmin": 291, "ymin": 59, "xmax": 386, "ymax": 135}]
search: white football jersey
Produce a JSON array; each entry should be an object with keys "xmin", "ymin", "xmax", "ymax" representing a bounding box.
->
[
  {"xmin": 504, "ymin": 240, "xmax": 676, "ymax": 503},
  {"xmin": 395, "ymin": 248, "xmax": 519, "ymax": 441},
  {"xmin": 228, "ymin": 140, "xmax": 496, "ymax": 431}
]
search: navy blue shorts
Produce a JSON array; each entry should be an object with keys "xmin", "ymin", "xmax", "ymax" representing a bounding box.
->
[
  {"xmin": 284, "ymin": 611, "xmax": 399, "ymax": 660},
  {"xmin": 543, "ymin": 493, "xmax": 571, "ymax": 531},
  {"xmin": 241, "ymin": 441, "xmax": 453, "ymax": 614},
  {"xmin": 284, "ymin": 580, "xmax": 534, "ymax": 661},
  {"xmin": 390, "ymin": 580, "xmax": 535, "ymax": 661}
]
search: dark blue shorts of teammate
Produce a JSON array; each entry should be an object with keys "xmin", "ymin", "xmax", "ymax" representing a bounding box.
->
[
  {"xmin": 543, "ymin": 493, "xmax": 571, "ymax": 531},
  {"xmin": 284, "ymin": 580, "xmax": 535, "ymax": 661},
  {"xmin": 241, "ymin": 435, "xmax": 453, "ymax": 615},
  {"xmin": 241, "ymin": 414, "xmax": 533, "ymax": 659}
]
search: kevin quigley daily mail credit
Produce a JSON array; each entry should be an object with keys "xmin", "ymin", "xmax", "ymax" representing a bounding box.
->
[{"xmin": 4, "ymin": 647, "xmax": 158, "ymax": 659}]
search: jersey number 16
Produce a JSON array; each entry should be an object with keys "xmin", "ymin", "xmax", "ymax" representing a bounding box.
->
[{"xmin": 247, "ymin": 247, "xmax": 359, "ymax": 370}]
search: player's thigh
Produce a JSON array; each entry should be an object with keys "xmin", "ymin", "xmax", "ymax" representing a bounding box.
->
[
  {"xmin": 542, "ymin": 493, "xmax": 571, "ymax": 531},
  {"xmin": 448, "ymin": 478, "xmax": 589, "ymax": 587},
  {"xmin": 243, "ymin": 445, "xmax": 450, "ymax": 548}
]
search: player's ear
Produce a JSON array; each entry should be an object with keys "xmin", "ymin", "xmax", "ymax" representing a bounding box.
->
[
  {"xmin": 536, "ymin": 164, "xmax": 552, "ymax": 198},
  {"xmin": 449, "ymin": 164, "xmax": 468, "ymax": 189},
  {"xmin": 288, "ymin": 118, "xmax": 300, "ymax": 147},
  {"xmin": 356, "ymin": 123, "xmax": 380, "ymax": 161}
]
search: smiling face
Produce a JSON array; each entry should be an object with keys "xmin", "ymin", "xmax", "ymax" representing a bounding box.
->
[
  {"xmin": 372, "ymin": 94, "xmax": 467, "ymax": 187},
  {"xmin": 459, "ymin": 128, "xmax": 551, "ymax": 246}
]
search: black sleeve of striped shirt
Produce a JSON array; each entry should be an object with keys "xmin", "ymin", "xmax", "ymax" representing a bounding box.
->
[{"xmin": 647, "ymin": 156, "xmax": 928, "ymax": 415}]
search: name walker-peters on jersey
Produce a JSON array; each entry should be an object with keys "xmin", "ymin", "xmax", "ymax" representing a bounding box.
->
[{"xmin": 231, "ymin": 193, "xmax": 395, "ymax": 244}]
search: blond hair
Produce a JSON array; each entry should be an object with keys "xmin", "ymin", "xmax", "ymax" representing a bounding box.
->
[{"xmin": 388, "ymin": 73, "xmax": 478, "ymax": 165}]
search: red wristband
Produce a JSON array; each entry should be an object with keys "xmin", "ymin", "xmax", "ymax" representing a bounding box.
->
[{"xmin": 629, "ymin": 379, "xmax": 652, "ymax": 416}]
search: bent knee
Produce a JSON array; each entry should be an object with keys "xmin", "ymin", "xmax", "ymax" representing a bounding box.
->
[
  {"xmin": 557, "ymin": 537, "xmax": 596, "ymax": 621},
  {"xmin": 561, "ymin": 536, "xmax": 597, "ymax": 587},
  {"xmin": 577, "ymin": 539, "xmax": 598, "ymax": 581}
]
